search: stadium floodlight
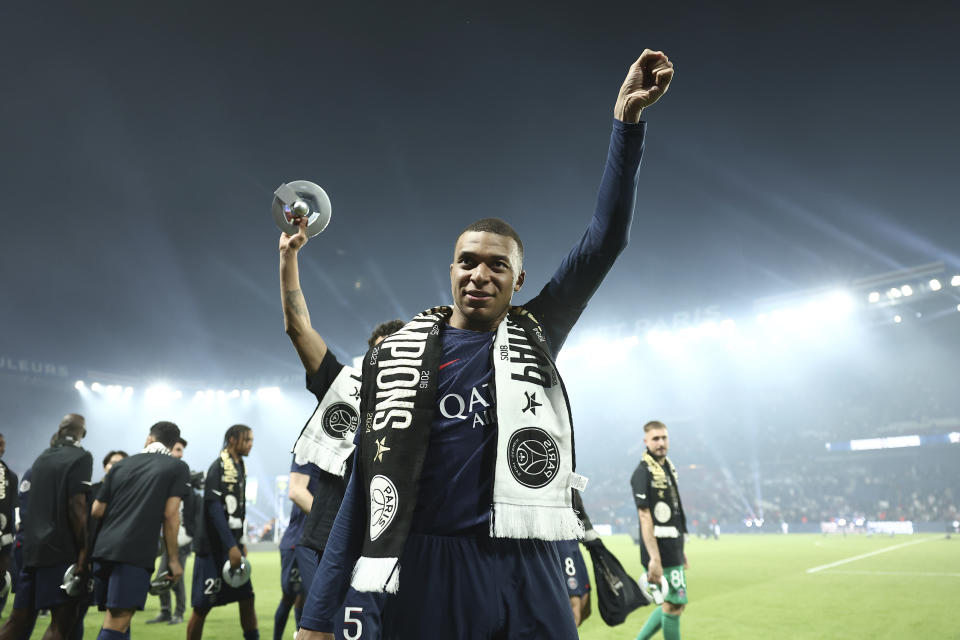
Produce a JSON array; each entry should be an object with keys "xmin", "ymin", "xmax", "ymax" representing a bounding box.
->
[
  {"xmin": 893, "ymin": 315, "xmax": 902, "ymax": 323},
  {"xmin": 929, "ymin": 279, "xmax": 942, "ymax": 291},
  {"xmin": 867, "ymin": 291, "xmax": 880, "ymax": 303},
  {"xmin": 950, "ymin": 432, "xmax": 960, "ymax": 444},
  {"xmin": 145, "ymin": 383, "xmax": 180, "ymax": 403},
  {"xmin": 91, "ymin": 382, "xmax": 103, "ymax": 393},
  {"xmin": 257, "ymin": 386, "xmax": 282, "ymax": 401},
  {"xmin": 74, "ymin": 380, "xmax": 85, "ymax": 391},
  {"xmin": 900, "ymin": 284, "xmax": 913, "ymax": 296},
  {"xmin": 124, "ymin": 386, "xmax": 134, "ymax": 396},
  {"xmin": 957, "ymin": 304, "xmax": 960, "ymax": 313},
  {"xmin": 952, "ymin": 275, "xmax": 960, "ymax": 287},
  {"xmin": 886, "ymin": 287, "xmax": 902, "ymax": 299}
]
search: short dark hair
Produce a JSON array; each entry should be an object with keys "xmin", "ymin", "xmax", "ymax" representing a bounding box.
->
[
  {"xmin": 368, "ymin": 319, "xmax": 405, "ymax": 348},
  {"xmin": 102, "ymin": 450, "xmax": 128, "ymax": 468},
  {"xmin": 57, "ymin": 414, "xmax": 86, "ymax": 441},
  {"xmin": 643, "ymin": 420, "xmax": 667, "ymax": 433},
  {"xmin": 459, "ymin": 218, "xmax": 524, "ymax": 264},
  {"xmin": 223, "ymin": 424, "xmax": 251, "ymax": 449},
  {"xmin": 176, "ymin": 437, "xmax": 188, "ymax": 448},
  {"xmin": 149, "ymin": 421, "xmax": 181, "ymax": 449}
]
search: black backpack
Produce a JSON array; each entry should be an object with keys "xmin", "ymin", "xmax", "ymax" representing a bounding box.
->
[{"xmin": 582, "ymin": 536, "xmax": 649, "ymax": 626}]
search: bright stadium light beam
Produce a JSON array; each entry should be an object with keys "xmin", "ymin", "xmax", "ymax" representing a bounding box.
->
[
  {"xmin": 952, "ymin": 275, "xmax": 960, "ymax": 287},
  {"xmin": 145, "ymin": 383, "xmax": 181, "ymax": 404},
  {"xmin": 91, "ymin": 382, "xmax": 103, "ymax": 393},
  {"xmin": 900, "ymin": 284, "xmax": 913, "ymax": 296},
  {"xmin": 257, "ymin": 386, "xmax": 282, "ymax": 401},
  {"xmin": 867, "ymin": 291, "xmax": 880, "ymax": 303},
  {"xmin": 893, "ymin": 315, "xmax": 902, "ymax": 323},
  {"xmin": 74, "ymin": 380, "xmax": 85, "ymax": 391},
  {"xmin": 929, "ymin": 279, "xmax": 942, "ymax": 291}
]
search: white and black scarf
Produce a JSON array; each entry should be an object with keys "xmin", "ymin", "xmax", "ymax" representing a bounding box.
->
[
  {"xmin": 292, "ymin": 365, "xmax": 362, "ymax": 477},
  {"xmin": 351, "ymin": 306, "xmax": 584, "ymax": 593},
  {"xmin": 143, "ymin": 442, "xmax": 172, "ymax": 455}
]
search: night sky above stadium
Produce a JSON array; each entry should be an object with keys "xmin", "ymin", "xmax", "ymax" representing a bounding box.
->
[{"xmin": 2, "ymin": 0, "xmax": 958, "ymax": 381}]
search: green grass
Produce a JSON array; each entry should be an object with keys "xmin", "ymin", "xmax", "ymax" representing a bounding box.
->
[{"xmin": 4, "ymin": 534, "xmax": 959, "ymax": 638}]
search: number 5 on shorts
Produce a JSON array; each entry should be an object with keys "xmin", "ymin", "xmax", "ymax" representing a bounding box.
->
[{"xmin": 343, "ymin": 606, "xmax": 363, "ymax": 640}]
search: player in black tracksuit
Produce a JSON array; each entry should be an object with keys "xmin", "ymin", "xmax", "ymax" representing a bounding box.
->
[{"xmin": 187, "ymin": 425, "xmax": 258, "ymax": 640}]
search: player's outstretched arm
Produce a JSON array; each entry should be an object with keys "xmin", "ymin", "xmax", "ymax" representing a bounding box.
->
[
  {"xmin": 614, "ymin": 49, "xmax": 674, "ymax": 123},
  {"xmin": 280, "ymin": 217, "xmax": 329, "ymax": 375}
]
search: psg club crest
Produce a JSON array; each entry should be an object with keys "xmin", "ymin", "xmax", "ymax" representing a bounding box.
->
[
  {"xmin": 507, "ymin": 427, "xmax": 560, "ymax": 488},
  {"xmin": 369, "ymin": 475, "xmax": 398, "ymax": 541},
  {"xmin": 322, "ymin": 402, "xmax": 360, "ymax": 440}
]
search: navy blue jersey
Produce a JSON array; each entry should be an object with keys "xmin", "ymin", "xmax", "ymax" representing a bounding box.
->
[
  {"xmin": 301, "ymin": 119, "xmax": 646, "ymax": 632},
  {"xmin": 281, "ymin": 457, "xmax": 323, "ymax": 549}
]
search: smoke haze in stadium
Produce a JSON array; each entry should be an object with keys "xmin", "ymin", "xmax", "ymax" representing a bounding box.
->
[{"xmin": 1, "ymin": 1, "xmax": 958, "ymax": 514}]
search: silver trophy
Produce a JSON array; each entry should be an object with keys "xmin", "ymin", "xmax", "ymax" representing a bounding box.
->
[{"xmin": 272, "ymin": 181, "xmax": 332, "ymax": 237}]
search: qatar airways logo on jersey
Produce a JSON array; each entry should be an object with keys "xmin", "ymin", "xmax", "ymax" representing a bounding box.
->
[
  {"xmin": 439, "ymin": 382, "xmax": 494, "ymax": 429},
  {"xmin": 370, "ymin": 319, "xmax": 435, "ymax": 431}
]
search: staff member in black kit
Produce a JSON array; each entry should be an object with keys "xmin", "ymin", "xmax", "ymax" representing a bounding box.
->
[
  {"xmin": 0, "ymin": 433, "xmax": 19, "ymax": 614},
  {"xmin": 0, "ymin": 415, "xmax": 92, "ymax": 640},
  {"xmin": 90, "ymin": 421, "xmax": 191, "ymax": 640},
  {"xmin": 187, "ymin": 424, "xmax": 258, "ymax": 640}
]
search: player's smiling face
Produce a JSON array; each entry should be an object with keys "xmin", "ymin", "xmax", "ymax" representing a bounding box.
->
[
  {"xmin": 644, "ymin": 427, "xmax": 669, "ymax": 460},
  {"xmin": 449, "ymin": 231, "xmax": 525, "ymax": 332}
]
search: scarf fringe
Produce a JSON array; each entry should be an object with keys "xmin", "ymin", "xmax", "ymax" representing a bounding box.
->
[
  {"xmin": 293, "ymin": 441, "xmax": 348, "ymax": 477},
  {"xmin": 351, "ymin": 556, "xmax": 400, "ymax": 594},
  {"xmin": 491, "ymin": 502, "xmax": 585, "ymax": 540}
]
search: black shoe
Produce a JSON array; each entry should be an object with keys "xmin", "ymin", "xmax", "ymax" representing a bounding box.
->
[
  {"xmin": 146, "ymin": 612, "xmax": 172, "ymax": 624},
  {"xmin": 168, "ymin": 615, "xmax": 184, "ymax": 625}
]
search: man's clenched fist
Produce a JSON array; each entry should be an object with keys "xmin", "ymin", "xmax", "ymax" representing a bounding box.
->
[{"xmin": 614, "ymin": 50, "xmax": 674, "ymax": 123}]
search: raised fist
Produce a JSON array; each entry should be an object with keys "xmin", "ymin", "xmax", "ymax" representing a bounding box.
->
[{"xmin": 614, "ymin": 50, "xmax": 674, "ymax": 123}]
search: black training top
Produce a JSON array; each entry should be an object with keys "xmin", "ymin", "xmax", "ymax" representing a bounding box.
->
[
  {"xmin": 0, "ymin": 460, "xmax": 19, "ymax": 553},
  {"xmin": 93, "ymin": 452, "xmax": 191, "ymax": 570},
  {"xmin": 22, "ymin": 441, "xmax": 92, "ymax": 568},
  {"xmin": 193, "ymin": 451, "xmax": 246, "ymax": 556},
  {"xmin": 630, "ymin": 455, "xmax": 687, "ymax": 568},
  {"xmin": 297, "ymin": 350, "xmax": 351, "ymax": 553}
]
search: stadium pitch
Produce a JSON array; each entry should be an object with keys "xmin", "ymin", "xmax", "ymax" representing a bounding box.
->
[{"xmin": 3, "ymin": 534, "xmax": 957, "ymax": 638}]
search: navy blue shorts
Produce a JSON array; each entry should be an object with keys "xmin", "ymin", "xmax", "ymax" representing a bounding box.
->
[
  {"xmin": 280, "ymin": 547, "xmax": 302, "ymax": 596},
  {"xmin": 294, "ymin": 545, "xmax": 319, "ymax": 600},
  {"xmin": 92, "ymin": 561, "xmax": 151, "ymax": 611},
  {"xmin": 13, "ymin": 562, "xmax": 73, "ymax": 611},
  {"xmin": 380, "ymin": 534, "xmax": 578, "ymax": 640},
  {"xmin": 331, "ymin": 588, "xmax": 385, "ymax": 640},
  {"xmin": 556, "ymin": 539, "xmax": 590, "ymax": 597},
  {"xmin": 191, "ymin": 553, "xmax": 254, "ymax": 609}
]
